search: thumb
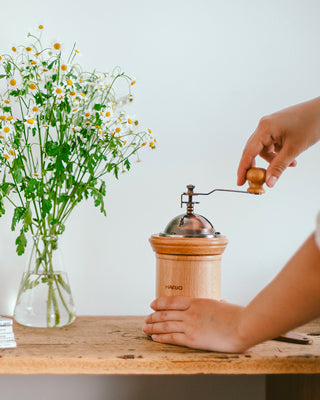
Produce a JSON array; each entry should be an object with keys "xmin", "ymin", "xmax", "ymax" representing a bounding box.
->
[{"xmin": 266, "ymin": 149, "xmax": 294, "ymax": 187}]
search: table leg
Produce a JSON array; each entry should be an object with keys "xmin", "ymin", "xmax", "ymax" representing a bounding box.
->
[{"xmin": 266, "ymin": 374, "xmax": 320, "ymax": 399}]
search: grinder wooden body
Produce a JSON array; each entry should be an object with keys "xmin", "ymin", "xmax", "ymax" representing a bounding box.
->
[{"xmin": 149, "ymin": 235, "xmax": 228, "ymax": 299}]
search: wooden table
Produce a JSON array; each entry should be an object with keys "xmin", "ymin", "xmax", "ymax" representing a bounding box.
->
[{"xmin": 1, "ymin": 316, "xmax": 320, "ymax": 399}]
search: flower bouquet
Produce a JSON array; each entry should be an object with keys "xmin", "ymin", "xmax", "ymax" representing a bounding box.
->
[{"xmin": 0, "ymin": 25, "xmax": 155, "ymax": 327}]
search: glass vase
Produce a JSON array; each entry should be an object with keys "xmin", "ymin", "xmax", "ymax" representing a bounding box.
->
[{"xmin": 14, "ymin": 234, "xmax": 76, "ymax": 328}]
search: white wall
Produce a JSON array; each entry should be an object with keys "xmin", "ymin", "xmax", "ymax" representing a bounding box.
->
[{"xmin": 0, "ymin": 0, "xmax": 320, "ymax": 398}]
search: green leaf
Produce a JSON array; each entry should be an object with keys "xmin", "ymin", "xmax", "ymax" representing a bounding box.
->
[
  {"xmin": 22, "ymin": 202, "xmax": 32, "ymax": 231},
  {"xmin": 0, "ymin": 198, "xmax": 5, "ymax": 217},
  {"xmin": 1, "ymin": 182, "xmax": 14, "ymax": 196},
  {"xmin": 16, "ymin": 230, "xmax": 27, "ymax": 255},
  {"xmin": 48, "ymin": 60, "xmax": 56, "ymax": 70},
  {"xmin": 41, "ymin": 198, "xmax": 52, "ymax": 217},
  {"xmin": 0, "ymin": 75, "xmax": 6, "ymax": 79},
  {"xmin": 5, "ymin": 63, "xmax": 11, "ymax": 74},
  {"xmin": 11, "ymin": 207, "xmax": 25, "ymax": 231},
  {"xmin": 25, "ymin": 178, "xmax": 39, "ymax": 197},
  {"xmin": 13, "ymin": 168, "xmax": 23, "ymax": 183},
  {"xmin": 45, "ymin": 141, "xmax": 60, "ymax": 157},
  {"xmin": 93, "ymin": 103, "xmax": 102, "ymax": 111}
]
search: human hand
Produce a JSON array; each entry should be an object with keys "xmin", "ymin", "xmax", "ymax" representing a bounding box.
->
[
  {"xmin": 143, "ymin": 296, "xmax": 248, "ymax": 353},
  {"xmin": 237, "ymin": 97, "xmax": 320, "ymax": 188}
]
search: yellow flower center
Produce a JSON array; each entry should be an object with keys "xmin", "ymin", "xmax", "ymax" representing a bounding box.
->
[
  {"xmin": 0, "ymin": 56, "xmax": 2, "ymax": 60},
  {"xmin": 80, "ymin": 93, "xmax": 85, "ymax": 97},
  {"xmin": 27, "ymin": 118, "xmax": 34, "ymax": 124},
  {"xmin": 106, "ymin": 111, "xmax": 111, "ymax": 117},
  {"xmin": 0, "ymin": 116, "xmax": 5, "ymax": 120},
  {"xmin": 4, "ymin": 127, "xmax": 10, "ymax": 133},
  {"xmin": 141, "ymin": 142, "xmax": 147, "ymax": 146},
  {"xmin": 29, "ymin": 83, "xmax": 36, "ymax": 90},
  {"xmin": 26, "ymin": 47, "xmax": 32, "ymax": 52},
  {"xmin": 75, "ymin": 49, "xmax": 79, "ymax": 53},
  {"xmin": 10, "ymin": 79, "xmax": 16, "ymax": 86},
  {"xmin": 9, "ymin": 150, "xmax": 15, "ymax": 156},
  {"xmin": 32, "ymin": 106, "xmax": 39, "ymax": 112},
  {"xmin": 56, "ymin": 88, "xmax": 63, "ymax": 94},
  {"xmin": 69, "ymin": 91, "xmax": 75, "ymax": 96},
  {"xmin": 3, "ymin": 154, "xmax": 9, "ymax": 160},
  {"xmin": 0, "ymin": 135, "xmax": 4, "ymax": 139},
  {"xmin": 128, "ymin": 118, "xmax": 132, "ymax": 124},
  {"xmin": 85, "ymin": 112, "xmax": 91, "ymax": 117},
  {"xmin": 148, "ymin": 128, "xmax": 152, "ymax": 133},
  {"xmin": 61, "ymin": 64, "xmax": 67, "ymax": 71},
  {"xmin": 53, "ymin": 43, "xmax": 61, "ymax": 50},
  {"xmin": 38, "ymin": 25, "xmax": 44, "ymax": 29},
  {"xmin": 12, "ymin": 47, "xmax": 17, "ymax": 52},
  {"xmin": 4, "ymin": 100, "xmax": 9, "ymax": 104},
  {"xmin": 131, "ymin": 80, "xmax": 136, "ymax": 86},
  {"xmin": 7, "ymin": 116, "xmax": 13, "ymax": 121},
  {"xmin": 31, "ymin": 60, "xmax": 37, "ymax": 65},
  {"xmin": 67, "ymin": 79, "xmax": 73, "ymax": 86},
  {"xmin": 123, "ymin": 140, "xmax": 127, "ymax": 145},
  {"xmin": 72, "ymin": 108, "xmax": 78, "ymax": 112},
  {"xmin": 34, "ymin": 173, "xmax": 39, "ymax": 177},
  {"xmin": 149, "ymin": 142, "xmax": 154, "ymax": 147},
  {"xmin": 115, "ymin": 127, "xmax": 121, "ymax": 133}
]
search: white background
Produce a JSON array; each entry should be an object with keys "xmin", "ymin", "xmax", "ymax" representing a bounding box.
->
[{"xmin": 0, "ymin": 0, "xmax": 319, "ymax": 399}]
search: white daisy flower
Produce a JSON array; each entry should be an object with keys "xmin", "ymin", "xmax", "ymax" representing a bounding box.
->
[
  {"xmin": 24, "ymin": 115, "xmax": 36, "ymax": 128},
  {"xmin": 30, "ymin": 105, "xmax": 41, "ymax": 115},
  {"xmin": 52, "ymin": 41, "xmax": 62, "ymax": 53}
]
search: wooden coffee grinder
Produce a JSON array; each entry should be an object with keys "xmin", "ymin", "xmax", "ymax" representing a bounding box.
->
[{"xmin": 149, "ymin": 167, "xmax": 266, "ymax": 300}]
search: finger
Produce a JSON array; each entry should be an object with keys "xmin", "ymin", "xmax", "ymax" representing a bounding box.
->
[
  {"xmin": 237, "ymin": 136, "xmax": 264, "ymax": 186},
  {"xmin": 145, "ymin": 310, "xmax": 184, "ymax": 324},
  {"xmin": 266, "ymin": 148, "xmax": 296, "ymax": 187},
  {"xmin": 150, "ymin": 296, "xmax": 192, "ymax": 311},
  {"xmin": 143, "ymin": 321, "xmax": 185, "ymax": 335},
  {"xmin": 260, "ymin": 148, "xmax": 277, "ymax": 164},
  {"xmin": 262, "ymin": 147, "xmax": 297, "ymax": 167},
  {"xmin": 151, "ymin": 332, "xmax": 191, "ymax": 347}
]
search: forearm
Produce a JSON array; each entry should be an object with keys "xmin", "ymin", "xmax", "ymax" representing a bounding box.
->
[{"xmin": 238, "ymin": 233, "xmax": 320, "ymax": 350}]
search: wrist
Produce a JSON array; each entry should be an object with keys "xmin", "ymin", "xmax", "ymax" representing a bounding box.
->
[{"xmin": 234, "ymin": 307, "xmax": 262, "ymax": 352}]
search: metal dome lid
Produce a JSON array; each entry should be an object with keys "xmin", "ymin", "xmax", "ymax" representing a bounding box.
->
[{"xmin": 160, "ymin": 213, "xmax": 219, "ymax": 238}]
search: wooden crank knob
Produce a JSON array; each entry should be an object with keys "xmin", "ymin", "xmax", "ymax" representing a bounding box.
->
[{"xmin": 246, "ymin": 167, "xmax": 266, "ymax": 194}]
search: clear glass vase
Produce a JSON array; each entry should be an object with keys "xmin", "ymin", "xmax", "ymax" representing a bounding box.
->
[{"xmin": 14, "ymin": 234, "xmax": 76, "ymax": 328}]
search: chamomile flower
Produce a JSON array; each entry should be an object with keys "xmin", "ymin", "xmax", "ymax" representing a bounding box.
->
[
  {"xmin": 101, "ymin": 106, "xmax": 114, "ymax": 123},
  {"xmin": 52, "ymin": 85, "xmax": 65, "ymax": 102},
  {"xmin": 3, "ymin": 147, "xmax": 15, "ymax": 161},
  {"xmin": 24, "ymin": 115, "xmax": 36, "ymax": 128},
  {"xmin": 66, "ymin": 78, "xmax": 74, "ymax": 87},
  {"xmin": 2, "ymin": 124, "xmax": 13, "ymax": 135},
  {"xmin": 60, "ymin": 63, "xmax": 68, "ymax": 73},
  {"xmin": 7, "ymin": 77, "xmax": 17, "ymax": 87},
  {"xmin": 33, "ymin": 171, "xmax": 42, "ymax": 178},
  {"xmin": 52, "ymin": 41, "xmax": 62, "ymax": 52},
  {"xmin": 29, "ymin": 82, "xmax": 37, "ymax": 91},
  {"xmin": 0, "ymin": 99, "xmax": 10, "ymax": 108},
  {"xmin": 0, "ymin": 124, "xmax": 12, "ymax": 139},
  {"xmin": 30, "ymin": 105, "xmax": 40, "ymax": 116}
]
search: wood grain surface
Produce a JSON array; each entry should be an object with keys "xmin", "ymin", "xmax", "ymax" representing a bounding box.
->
[{"xmin": 0, "ymin": 316, "xmax": 319, "ymax": 375}]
